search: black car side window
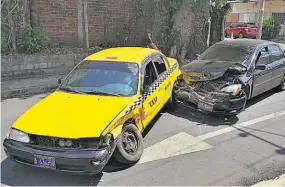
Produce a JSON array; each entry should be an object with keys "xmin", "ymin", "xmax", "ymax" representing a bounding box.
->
[
  {"xmin": 256, "ymin": 47, "xmax": 270, "ymax": 65},
  {"xmin": 268, "ymin": 45, "xmax": 283, "ymax": 62}
]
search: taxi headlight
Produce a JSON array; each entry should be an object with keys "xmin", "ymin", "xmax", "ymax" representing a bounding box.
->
[
  {"xmin": 99, "ymin": 133, "xmax": 113, "ymax": 147},
  {"xmin": 7, "ymin": 128, "xmax": 30, "ymax": 143},
  {"xmin": 221, "ymin": 84, "xmax": 242, "ymax": 96}
]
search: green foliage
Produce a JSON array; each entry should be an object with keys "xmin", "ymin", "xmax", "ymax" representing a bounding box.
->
[
  {"xmin": 17, "ymin": 26, "xmax": 50, "ymax": 54},
  {"xmin": 262, "ymin": 16, "xmax": 281, "ymax": 40},
  {"xmin": 1, "ymin": 27, "xmax": 11, "ymax": 55}
]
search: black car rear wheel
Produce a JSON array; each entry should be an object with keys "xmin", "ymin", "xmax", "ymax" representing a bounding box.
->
[
  {"xmin": 113, "ymin": 124, "xmax": 143, "ymax": 164},
  {"xmin": 277, "ymin": 75, "xmax": 285, "ymax": 91}
]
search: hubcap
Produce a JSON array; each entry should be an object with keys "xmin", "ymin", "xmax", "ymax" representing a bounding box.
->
[
  {"xmin": 122, "ymin": 130, "xmax": 138, "ymax": 155},
  {"xmin": 282, "ymin": 77, "xmax": 285, "ymax": 89}
]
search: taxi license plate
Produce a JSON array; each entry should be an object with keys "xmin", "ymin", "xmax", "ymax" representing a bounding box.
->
[
  {"xmin": 198, "ymin": 101, "xmax": 214, "ymax": 112},
  {"xmin": 34, "ymin": 155, "xmax": 56, "ymax": 169}
]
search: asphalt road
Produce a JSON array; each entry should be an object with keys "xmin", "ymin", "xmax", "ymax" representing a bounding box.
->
[{"xmin": 1, "ymin": 89, "xmax": 285, "ymax": 186}]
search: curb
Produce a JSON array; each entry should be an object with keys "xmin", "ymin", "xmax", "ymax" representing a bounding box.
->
[
  {"xmin": 252, "ymin": 173, "xmax": 285, "ymax": 186},
  {"xmin": 1, "ymin": 85, "xmax": 57, "ymax": 100}
]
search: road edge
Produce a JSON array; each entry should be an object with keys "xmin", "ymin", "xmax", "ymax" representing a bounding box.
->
[{"xmin": 252, "ymin": 173, "xmax": 285, "ymax": 186}]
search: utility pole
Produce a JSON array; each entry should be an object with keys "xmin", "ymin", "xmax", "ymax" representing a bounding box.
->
[
  {"xmin": 83, "ymin": 0, "xmax": 89, "ymax": 50},
  {"xmin": 256, "ymin": 0, "xmax": 265, "ymax": 40},
  {"xmin": 207, "ymin": 0, "xmax": 212, "ymax": 47}
]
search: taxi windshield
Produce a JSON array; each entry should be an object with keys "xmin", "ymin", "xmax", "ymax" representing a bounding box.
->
[{"xmin": 58, "ymin": 60, "xmax": 139, "ymax": 96}]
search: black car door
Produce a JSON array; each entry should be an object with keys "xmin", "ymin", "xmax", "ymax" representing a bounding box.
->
[
  {"xmin": 268, "ymin": 44, "xmax": 285, "ymax": 88},
  {"xmin": 252, "ymin": 46, "xmax": 272, "ymax": 97}
]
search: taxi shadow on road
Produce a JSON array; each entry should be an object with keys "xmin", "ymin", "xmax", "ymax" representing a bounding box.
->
[
  {"xmin": 1, "ymin": 156, "xmax": 140, "ymax": 186},
  {"xmin": 1, "ymin": 157, "xmax": 103, "ymax": 186}
]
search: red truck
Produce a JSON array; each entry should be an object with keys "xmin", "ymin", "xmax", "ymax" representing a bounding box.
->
[{"xmin": 225, "ymin": 22, "xmax": 257, "ymax": 39}]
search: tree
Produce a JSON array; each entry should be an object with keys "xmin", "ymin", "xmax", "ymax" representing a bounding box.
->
[{"xmin": 262, "ymin": 16, "xmax": 281, "ymax": 40}]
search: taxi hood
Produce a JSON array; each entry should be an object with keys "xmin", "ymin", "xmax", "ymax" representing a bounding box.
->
[{"xmin": 12, "ymin": 91, "xmax": 134, "ymax": 138}]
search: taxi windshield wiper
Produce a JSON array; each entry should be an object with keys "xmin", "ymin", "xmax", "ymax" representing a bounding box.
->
[
  {"xmin": 58, "ymin": 87, "xmax": 86, "ymax": 94},
  {"xmin": 84, "ymin": 90, "xmax": 121, "ymax": 97}
]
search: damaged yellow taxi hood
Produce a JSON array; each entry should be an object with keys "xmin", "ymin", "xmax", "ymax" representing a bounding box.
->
[{"xmin": 13, "ymin": 91, "xmax": 134, "ymax": 138}]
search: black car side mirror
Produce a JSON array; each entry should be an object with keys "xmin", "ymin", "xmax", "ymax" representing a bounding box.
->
[
  {"xmin": 255, "ymin": 64, "xmax": 266, "ymax": 70},
  {"xmin": 58, "ymin": 78, "xmax": 62, "ymax": 84}
]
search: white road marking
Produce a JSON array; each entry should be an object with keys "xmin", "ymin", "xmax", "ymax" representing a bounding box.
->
[
  {"xmin": 197, "ymin": 110, "xmax": 285, "ymax": 141},
  {"xmin": 138, "ymin": 132, "xmax": 213, "ymax": 164},
  {"xmin": 139, "ymin": 110, "xmax": 285, "ymax": 164}
]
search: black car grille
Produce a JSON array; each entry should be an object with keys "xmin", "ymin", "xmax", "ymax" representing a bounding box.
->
[
  {"xmin": 29, "ymin": 135, "xmax": 100, "ymax": 149},
  {"xmin": 204, "ymin": 92, "xmax": 229, "ymax": 102}
]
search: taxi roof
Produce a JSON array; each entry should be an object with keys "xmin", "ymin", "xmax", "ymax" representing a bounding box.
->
[{"xmin": 84, "ymin": 47, "xmax": 159, "ymax": 64}]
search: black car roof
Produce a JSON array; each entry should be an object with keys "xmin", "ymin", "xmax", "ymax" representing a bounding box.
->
[{"xmin": 217, "ymin": 39, "xmax": 274, "ymax": 47}]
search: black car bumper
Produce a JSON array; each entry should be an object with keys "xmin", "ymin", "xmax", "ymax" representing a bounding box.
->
[
  {"xmin": 3, "ymin": 139, "xmax": 115, "ymax": 174},
  {"xmin": 177, "ymin": 91, "xmax": 247, "ymax": 115}
]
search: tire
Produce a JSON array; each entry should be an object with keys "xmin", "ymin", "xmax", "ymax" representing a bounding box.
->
[
  {"xmin": 113, "ymin": 124, "xmax": 143, "ymax": 164},
  {"xmin": 277, "ymin": 75, "xmax": 285, "ymax": 91},
  {"xmin": 165, "ymin": 88, "xmax": 177, "ymax": 110},
  {"xmin": 238, "ymin": 32, "xmax": 244, "ymax": 38}
]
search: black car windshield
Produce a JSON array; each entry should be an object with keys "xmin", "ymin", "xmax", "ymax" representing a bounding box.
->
[
  {"xmin": 199, "ymin": 43, "xmax": 255, "ymax": 65},
  {"xmin": 58, "ymin": 61, "xmax": 139, "ymax": 96}
]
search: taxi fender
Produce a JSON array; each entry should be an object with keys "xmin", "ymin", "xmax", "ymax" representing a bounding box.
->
[{"xmin": 110, "ymin": 125, "xmax": 123, "ymax": 139}]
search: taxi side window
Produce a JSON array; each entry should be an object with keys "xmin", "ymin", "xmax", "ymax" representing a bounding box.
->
[
  {"xmin": 143, "ymin": 62, "xmax": 157, "ymax": 90},
  {"xmin": 153, "ymin": 57, "xmax": 167, "ymax": 76}
]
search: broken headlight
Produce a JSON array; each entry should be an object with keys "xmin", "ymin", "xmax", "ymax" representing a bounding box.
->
[{"xmin": 221, "ymin": 84, "xmax": 242, "ymax": 96}]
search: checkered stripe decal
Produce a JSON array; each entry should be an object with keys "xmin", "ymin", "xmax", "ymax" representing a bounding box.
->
[{"xmin": 124, "ymin": 62, "xmax": 178, "ymax": 115}]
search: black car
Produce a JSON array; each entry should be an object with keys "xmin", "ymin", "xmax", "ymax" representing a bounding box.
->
[{"xmin": 175, "ymin": 39, "xmax": 285, "ymax": 115}]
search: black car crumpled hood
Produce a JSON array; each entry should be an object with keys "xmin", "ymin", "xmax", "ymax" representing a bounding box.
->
[{"xmin": 181, "ymin": 59, "xmax": 239, "ymax": 81}]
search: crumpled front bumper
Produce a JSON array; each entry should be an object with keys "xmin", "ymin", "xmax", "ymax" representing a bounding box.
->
[
  {"xmin": 3, "ymin": 139, "xmax": 116, "ymax": 174},
  {"xmin": 175, "ymin": 89, "xmax": 247, "ymax": 115}
]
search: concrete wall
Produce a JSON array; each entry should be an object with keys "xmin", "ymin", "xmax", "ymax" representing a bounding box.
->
[
  {"xmin": 1, "ymin": 52, "xmax": 89, "ymax": 80},
  {"xmin": 33, "ymin": 0, "xmax": 135, "ymax": 46}
]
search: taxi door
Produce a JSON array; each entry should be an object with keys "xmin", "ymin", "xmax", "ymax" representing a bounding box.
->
[
  {"xmin": 152, "ymin": 56, "xmax": 173, "ymax": 107},
  {"xmin": 141, "ymin": 58, "xmax": 163, "ymax": 127}
]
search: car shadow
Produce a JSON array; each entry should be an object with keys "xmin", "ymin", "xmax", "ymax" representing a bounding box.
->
[
  {"xmin": 246, "ymin": 89, "xmax": 277, "ymax": 108},
  {"xmin": 168, "ymin": 104, "xmax": 239, "ymax": 126},
  {"xmin": 0, "ymin": 158, "xmax": 103, "ymax": 186}
]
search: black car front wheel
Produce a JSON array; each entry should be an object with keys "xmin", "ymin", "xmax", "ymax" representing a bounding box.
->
[{"xmin": 113, "ymin": 123, "xmax": 143, "ymax": 164}]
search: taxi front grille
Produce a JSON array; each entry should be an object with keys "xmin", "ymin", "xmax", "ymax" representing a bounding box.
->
[{"xmin": 29, "ymin": 135, "xmax": 99, "ymax": 149}]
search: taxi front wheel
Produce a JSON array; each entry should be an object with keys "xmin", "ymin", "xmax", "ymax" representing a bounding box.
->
[{"xmin": 113, "ymin": 123, "xmax": 143, "ymax": 164}]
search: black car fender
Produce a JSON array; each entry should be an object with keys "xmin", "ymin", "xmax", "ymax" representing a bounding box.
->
[{"xmin": 238, "ymin": 73, "xmax": 253, "ymax": 99}]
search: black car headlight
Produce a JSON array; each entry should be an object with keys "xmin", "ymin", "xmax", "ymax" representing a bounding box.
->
[
  {"xmin": 6, "ymin": 128, "xmax": 30, "ymax": 143},
  {"xmin": 221, "ymin": 84, "xmax": 242, "ymax": 96}
]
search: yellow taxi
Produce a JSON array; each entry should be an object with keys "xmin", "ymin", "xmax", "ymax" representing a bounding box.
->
[{"xmin": 3, "ymin": 47, "xmax": 180, "ymax": 174}]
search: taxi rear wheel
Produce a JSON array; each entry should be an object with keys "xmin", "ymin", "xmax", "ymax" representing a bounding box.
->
[
  {"xmin": 165, "ymin": 89, "xmax": 177, "ymax": 110},
  {"xmin": 113, "ymin": 123, "xmax": 143, "ymax": 164}
]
